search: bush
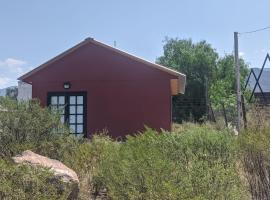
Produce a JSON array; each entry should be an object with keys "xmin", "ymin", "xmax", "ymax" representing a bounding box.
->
[
  {"xmin": 0, "ymin": 97, "xmax": 70, "ymax": 158},
  {"xmin": 0, "ymin": 159, "xmax": 71, "ymax": 200},
  {"xmin": 92, "ymin": 125, "xmax": 244, "ymax": 200},
  {"xmin": 239, "ymin": 123, "xmax": 270, "ymax": 200},
  {"xmin": 0, "ymin": 98, "xmax": 82, "ymax": 199},
  {"xmin": 61, "ymin": 134, "xmax": 115, "ymax": 199},
  {"xmin": 0, "ymin": 97, "xmax": 250, "ymax": 199}
]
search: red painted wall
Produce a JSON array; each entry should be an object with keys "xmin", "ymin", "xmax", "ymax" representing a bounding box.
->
[{"xmin": 23, "ymin": 42, "xmax": 177, "ymax": 138}]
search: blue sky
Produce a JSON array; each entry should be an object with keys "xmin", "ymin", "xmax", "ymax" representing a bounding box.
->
[{"xmin": 1, "ymin": 0, "xmax": 270, "ymax": 89}]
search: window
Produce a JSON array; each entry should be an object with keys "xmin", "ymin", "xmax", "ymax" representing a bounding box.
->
[
  {"xmin": 68, "ymin": 95, "xmax": 84, "ymax": 134},
  {"xmin": 50, "ymin": 95, "xmax": 66, "ymax": 123},
  {"xmin": 48, "ymin": 92, "xmax": 86, "ymax": 136}
]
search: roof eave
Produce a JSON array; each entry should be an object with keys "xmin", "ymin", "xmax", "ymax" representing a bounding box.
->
[{"xmin": 18, "ymin": 38, "xmax": 93, "ymax": 81}]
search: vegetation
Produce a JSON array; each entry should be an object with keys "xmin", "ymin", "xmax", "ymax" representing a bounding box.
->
[
  {"xmin": 238, "ymin": 108, "xmax": 270, "ymax": 200},
  {"xmin": 157, "ymin": 38, "xmax": 249, "ymax": 123},
  {"xmin": 0, "ymin": 98, "xmax": 252, "ymax": 199},
  {"xmin": 6, "ymin": 86, "xmax": 18, "ymax": 100},
  {"xmin": 94, "ymin": 125, "xmax": 243, "ymax": 200},
  {"xmin": 210, "ymin": 55, "xmax": 249, "ymax": 109},
  {"xmin": 157, "ymin": 38, "xmax": 218, "ymax": 122},
  {"xmin": 0, "ymin": 38, "xmax": 265, "ymax": 199},
  {"xmin": 0, "ymin": 159, "xmax": 71, "ymax": 200},
  {"xmin": 0, "ymin": 97, "xmax": 78, "ymax": 199},
  {"xmin": 2, "ymin": 97, "xmax": 270, "ymax": 199},
  {"xmin": 0, "ymin": 97, "xmax": 71, "ymax": 159}
]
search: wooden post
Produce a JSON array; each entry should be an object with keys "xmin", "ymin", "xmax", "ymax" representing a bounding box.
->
[
  {"xmin": 234, "ymin": 32, "xmax": 242, "ymax": 132},
  {"xmin": 205, "ymin": 75, "xmax": 209, "ymax": 120},
  {"xmin": 241, "ymin": 95, "xmax": 247, "ymax": 129}
]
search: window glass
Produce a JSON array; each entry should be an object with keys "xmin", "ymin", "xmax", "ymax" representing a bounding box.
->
[
  {"xmin": 59, "ymin": 96, "xmax": 65, "ymax": 105},
  {"xmin": 49, "ymin": 93, "xmax": 85, "ymax": 134},
  {"xmin": 70, "ymin": 125, "xmax": 76, "ymax": 133},
  {"xmin": 77, "ymin": 106, "xmax": 83, "ymax": 114},
  {"xmin": 77, "ymin": 125, "xmax": 83, "ymax": 133},
  {"xmin": 58, "ymin": 105, "xmax": 65, "ymax": 114},
  {"xmin": 60, "ymin": 115, "xmax": 65, "ymax": 123},
  {"xmin": 51, "ymin": 96, "xmax": 58, "ymax": 105},
  {"xmin": 77, "ymin": 115, "xmax": 83, "ymax": 123},
  {"xmin": 69, "ymin": 96, "xmax": 76, "ymax": 104},
  {"xmin": 69, "ymin": 115, "xmax": 76, "ymax": 123},
  {"xmin": 77, "ymin": 96, "xmax": 83, "ymax": 104},
  {"xmin": 69, "ymin": 106, "xmax": 76, "ymax": 114}
]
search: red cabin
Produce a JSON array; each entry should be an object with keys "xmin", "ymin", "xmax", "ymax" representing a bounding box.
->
[{"xmin": 18, "ymin": 38, "xmax": 186, "ymax": 138}]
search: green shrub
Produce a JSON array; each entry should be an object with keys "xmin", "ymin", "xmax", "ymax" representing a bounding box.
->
[
  {"xmin": 0, "ymin": 97, "xmax": 249, "ymax": 199},
  {"xmin": 0, "ymin": 97, "xmax": 70, "ymax": 158},
  {"xmin": 0, "ymin": 159, "xmax": 71, "ymax": 200},
  {"xmin": 92, "ymin": 125, "xmax": 244, "ymax": 200},
  {"xmin": 61, "ymin": 134, "xmax": 116, "ymax": 199}
]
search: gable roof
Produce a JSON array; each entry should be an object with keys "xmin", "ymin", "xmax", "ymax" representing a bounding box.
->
[
  {"xmin": 247, "ymin": 68, "xmax": 270, "ymax": 93},
  {"xmin": 18, "ymin": 38, "xmax": 186, "ymax": 93}
]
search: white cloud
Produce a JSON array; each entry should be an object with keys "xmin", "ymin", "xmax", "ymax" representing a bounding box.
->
[
  {"xmin": 239, "ymin": 51, "xmax": 245, "ymax": 57},
  {"xmin": 0, "ymin": 58, "xmax": 29, "ymax": 88},
  {"xmin": 0, "ymin": 77, "xmax": 11, "ymax": 88},
  {"xmin": 0, "ymin": 58, "xmax": 26, "ymax": 73}
]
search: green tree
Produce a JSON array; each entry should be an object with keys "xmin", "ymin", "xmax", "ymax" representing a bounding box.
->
[
  {"xmin": 6, "ymin": 87, "xmax": 18, "ymax": 100},
  {"xmin": 209, "ymin": 55, "xmax": 249, "ymax": 118},
  {"xmin": 157, "ymin": 38, "xmax": 218, "ymax": 122}
]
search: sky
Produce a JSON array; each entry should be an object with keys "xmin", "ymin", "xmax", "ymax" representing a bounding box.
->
[{"xmin": 1, "ymin": 0, "xmax": 270, "ymax": 89}]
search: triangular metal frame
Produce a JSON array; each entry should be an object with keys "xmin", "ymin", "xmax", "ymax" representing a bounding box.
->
[{"xmin": 244, "ymin": 53, "xmax": 270, "ymax": 103}]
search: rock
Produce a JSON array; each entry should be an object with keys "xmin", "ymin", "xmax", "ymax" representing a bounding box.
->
[{"xmin": 12, "ymin": 150, "xmax": 79, "ymax": 199}]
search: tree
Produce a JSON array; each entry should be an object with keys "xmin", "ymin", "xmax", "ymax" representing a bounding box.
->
[
  {"xmin": 6, "ymin": 87, "xmax": 18, "ymax": 100},
  {"xmin": 157, "ymin": 38, "xmax": 249, "ymax": 123},
  {"xmin": 209, "ymin": 55, "xmax": 249, "ymax": 124},
  {"xmin": 210, "ymin": 55, "xmax": 249, "ymax": 109},
  {"xmin": 157, "ymin": 38, "xmax": 218, "ymax": 122}
]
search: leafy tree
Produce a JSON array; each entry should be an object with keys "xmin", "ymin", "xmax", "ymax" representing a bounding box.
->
[
  {"xmin": 6, "ymin": 87, "xmax": 18, "ymax": 100},
  {"xmin": 210, "ymin": 55, "xmax": 249, "ymax": 108},
  {"xmin": 157, "ymin": 38, "xmax": 249, "ymax": 123},
  {"xmin": 209, "ymin": 55, "xmax": 249, "ymax": 123},
  {"xmin": 157, "ymin": 38, "xmax": 218, "ymax": 122}
]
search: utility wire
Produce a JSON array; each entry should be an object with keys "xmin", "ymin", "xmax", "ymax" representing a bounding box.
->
[{"xmin": 239, "ymin": 26, "xmax": 270, "ymax": 35}]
